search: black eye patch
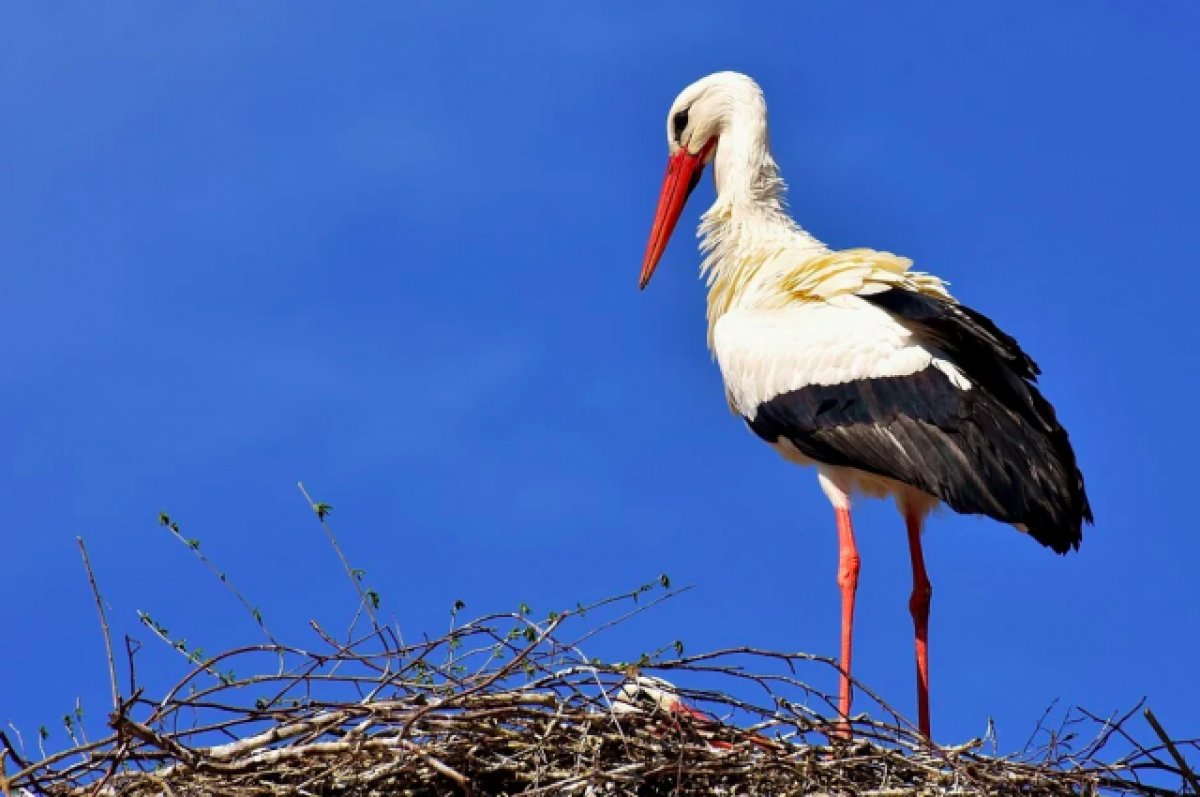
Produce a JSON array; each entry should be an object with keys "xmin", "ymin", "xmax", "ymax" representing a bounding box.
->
[{"xmin": 672, "ymin": 108, "xmax": 690, "ymax": 143}]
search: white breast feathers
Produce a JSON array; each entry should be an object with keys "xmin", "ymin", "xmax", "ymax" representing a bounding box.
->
[{"xmin": 713, "ymin": 295, "xmax": 972, "ymax": 420}]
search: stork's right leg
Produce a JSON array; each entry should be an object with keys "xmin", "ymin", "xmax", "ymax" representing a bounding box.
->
[{"xmin": 905, "ymin": 511, "xmax": 933, "ymax": 739}]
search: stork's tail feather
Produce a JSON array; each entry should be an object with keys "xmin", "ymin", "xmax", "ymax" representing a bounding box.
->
[
  {"xmin": 1023, "ymin": 460, "xmax": 1092, "ymax": 555},
  {"xmin": 1016, "ymin": 385, "xmax": 1093, "ymax": 555}
]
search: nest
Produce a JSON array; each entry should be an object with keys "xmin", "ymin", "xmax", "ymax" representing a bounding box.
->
[{"xmin": 2, "ymin": 509, "xmax": 1196, "ymax": 796}]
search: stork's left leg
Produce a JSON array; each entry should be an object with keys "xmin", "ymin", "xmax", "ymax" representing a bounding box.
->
[
  {"xmin": 835, "ymin": 505, "xmax": 860, "ymax": 730},
  {"xmin": 905, "ymin": 512, "xmax": 933, "ymax": 738}
]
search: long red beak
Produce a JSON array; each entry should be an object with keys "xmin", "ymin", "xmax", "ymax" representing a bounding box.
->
[{"xmin": 639, "ymin": 139, "xmax": 716, "ymax": 290}]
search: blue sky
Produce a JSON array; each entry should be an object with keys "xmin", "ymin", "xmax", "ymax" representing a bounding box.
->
[{"xmin": 2, "ymin": 1, "xmax": 1198, "ymax": 757}]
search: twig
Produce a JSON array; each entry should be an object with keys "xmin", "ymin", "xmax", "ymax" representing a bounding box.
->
[
  {"xmin": 157, "ymin": 513, "xmax": 278, "ymax": 646},
  {"xmin": 400, "ymin": 739, "xmax": 473, "ymax": 795},
  {"xmin": 297, "ymin": 481, "xmax": 381, "ymax": 632},
  {"xmin": 1144, "ymin": 708, "xmax": 1200, "ymax": 794},
  {"xmin": 9, "ymin": 559, "xmax": 1191, "ymax": 797},
  {"xmin": 136, "ymin": 610, "xmax": 233, "ymax": 686},
  {"xmin": 87, "ymin": 741, "xmax": 128, "ymax": 797},
  {"xmin": 0, "ymin": 732, "xmax": 26, "ymax": 771},
  {"xmin": 124, "ymin": 635, "xmax": 141, "ymax": 696},
  {"xmin": 77, "ymin": 537, "xmax": 120, "ymax": 713},
  {"xmin": 564, "ymin": 585, "xmax": 694, "ymax": 651}
]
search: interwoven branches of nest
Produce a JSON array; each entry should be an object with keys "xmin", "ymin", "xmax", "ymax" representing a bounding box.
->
[
  {"xmin": 2, "ymin": 580, "xmax": 1194, "ymax": 797},
  {"xmin": 4, "ymin": 499, "xmax": 1196, "ymax": 797}
]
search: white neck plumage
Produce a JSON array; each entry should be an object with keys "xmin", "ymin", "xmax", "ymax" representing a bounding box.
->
[{"xmin": 697, "ymin": 109, "xmax": 827, "ymax": 347}]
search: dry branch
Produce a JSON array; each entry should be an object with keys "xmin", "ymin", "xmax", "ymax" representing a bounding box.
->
[
  {"xmin": 8, "ymin": 508, "xmax": 1195, "ymax": 797},
  {"xmin": 9, "ymin": 582, "xmax": 1197, "ymax": 797},
  {"xmin": 76, "ymin": 538, "xmax": 120, "ymax": 714}
]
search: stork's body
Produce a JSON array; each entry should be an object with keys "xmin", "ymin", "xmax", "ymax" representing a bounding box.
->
[{"xmin": 639, "ymin": 72, "xmax": 1092, "ymax": 739}]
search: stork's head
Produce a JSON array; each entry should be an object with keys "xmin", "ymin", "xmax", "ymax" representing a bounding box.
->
[
  {"xmin": 613, "ymin": 675, "xmax": 712, "ymax": 722},
  {"xmin": 639, "ymin": 71, "xmax": 767, "ymax": 289}
]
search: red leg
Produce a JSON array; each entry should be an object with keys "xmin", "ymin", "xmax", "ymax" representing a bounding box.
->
[
  {"xmin": 835, "ymin": 507, "xmax": 860, "ymax": 735},
  {"xmin": 905, "ymin": 513, "xmax": 933, "ymax": 738}
]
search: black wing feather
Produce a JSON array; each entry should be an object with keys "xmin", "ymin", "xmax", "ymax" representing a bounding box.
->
[{"xmin": 746, "ymin": 288, "xmax": 1092, "ymax": 554}]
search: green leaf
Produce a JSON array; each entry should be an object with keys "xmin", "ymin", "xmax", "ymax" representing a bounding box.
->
[
  {"xmin": 314, "ymin": 502, "xmax": 333, "ymax": 520},
  {"xmin": 39, "ymin": 726, "xmax": 49, "ymax": 740},
  {"xmin": 351, "ymin": 569, "xmax": 366, "ymax": 582},
  {"xmin": 660, "ymin": 573, "xmax": 671, "ymax": 588},
  {"xmin": 637, "ymin": 653, "xmax": 652, "ymax": 668},
  {"xmin": 523, "ymin": 627, "xmax": 536, "ymax": 643},
  {"xmin": 518, "ymin": 602, "xmax": 531, "ymax": 615},
  {"xmin": 158, "ymin": 512, "xmax": 171, "ymax": 527},
  {"xmin": 185, "ymin": 538, "xmax": 200, "ymax": 550},
  {"xmin": 673, "ymin": 640, "xmax": 684, "ymax": 657},
  {"xmin": 366, "ymin": 590, "xmax": 381, "ymax": 610},
  {"xmin": 453, "ymin": 599, "xmax": 466, "ymax": 613},
  {"xmin": 62, "ymin": 715, "xmax": 73, "ymax": 731}
]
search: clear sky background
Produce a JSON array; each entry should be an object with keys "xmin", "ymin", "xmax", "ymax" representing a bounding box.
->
[{"xmin": 2, "ymin": 2, "xmax": 1198, "ymax": 758}]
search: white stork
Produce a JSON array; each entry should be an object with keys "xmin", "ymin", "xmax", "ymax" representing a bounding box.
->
[
  {"xmin": 638, "ymin": 72, "xmax": 1092, "ymax": 739},
  {"xmin": 615, "ymin": 676, "xmax": 776, "ymax": 750}
]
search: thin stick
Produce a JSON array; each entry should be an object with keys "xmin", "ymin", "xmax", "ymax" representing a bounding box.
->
[
  {"xmin": 8, "ymin": 570, "xmax": 1195, "ymax": 797},
  {"xmin": 158, "ymin": 514, "xmax": 278, "ymax": 645},
  {"xmin": 77, "ymin": 537, "xmax": 120, "ymax": 712},
  {"xmin": 0, "ymin": 750, "xmax": 10, "ymax": 797},
  {"xmin": 0, "ymin": 731, "xmax": 26, "ymax": 770},
  {"xmin": 88, "ymin": 741, "xmax": 129, "ymax": 797},
  {"xmin": 1144, "ymin": 708, "xmax": 1200, "ymax": 795},
  {"xmin": 124, "ymin": 635, "xmax": 142, "ymax": 696},
  {"xmin": 297, "ymin": 482, "xmax": 380, "ymax": 630}
]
